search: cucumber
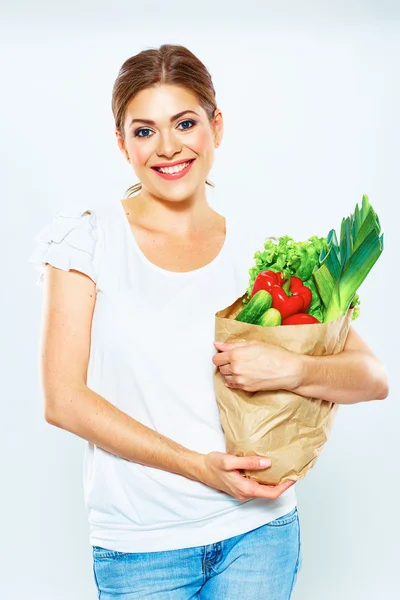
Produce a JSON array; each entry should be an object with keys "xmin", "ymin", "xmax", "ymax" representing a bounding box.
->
[
  {"xmin": 257, "ymin": 307, "xmax": 282, "ymax": 327},
  {"xmin": 235, "ymin": 290, "xmax": 272, "ymax": 324}
]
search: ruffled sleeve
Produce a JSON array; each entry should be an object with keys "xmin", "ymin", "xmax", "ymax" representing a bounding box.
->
[{"xmin": 28, "ymin": 208, "xmax": 99, "ymax": 288}]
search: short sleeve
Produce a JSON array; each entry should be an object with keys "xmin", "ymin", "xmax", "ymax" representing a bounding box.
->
[{"xmin": 28, "ymin": 208, "xmax": 99, "ymax": 288}]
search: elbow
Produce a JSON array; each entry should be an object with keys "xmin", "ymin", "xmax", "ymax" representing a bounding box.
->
[
  {"xmin": 44, "ymin": 404, "xmax": 60, "ymax": 426},
  {"xmin": 377, "ymin": 379, "xmax": 389, "ymax": 400},
  {"xmin": 43, "ymin": 382, "xmax": 87, "ymax": 425},
  {"xmin": 44, "ymin": 412, "xmax": 57, "ymax": 425},
  {"xmin": 359, "ymin": 355, "xmax": 389, "ymax": 402},
  {"xmin": 374, "ymin": 362, "xmax": 389, "ymax": 400},
  {"xmin": 43, "ymin": 391, "xmax": 62, "ymax": 425}
]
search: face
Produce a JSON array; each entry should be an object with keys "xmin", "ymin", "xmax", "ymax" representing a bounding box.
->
[{"xmin": 116, "ymin": 84, "xmax": 223, "ymax": 201}]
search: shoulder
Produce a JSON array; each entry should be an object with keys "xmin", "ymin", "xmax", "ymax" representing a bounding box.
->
[
  {"xmin": 34, "ymin": 206, "xmax": 100, "ymax": 255},
  {"xmin": 28, "ymin": 204, "xmax": 107, "ymax": 288}
]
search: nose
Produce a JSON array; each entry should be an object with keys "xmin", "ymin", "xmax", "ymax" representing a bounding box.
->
[{"xmin": 156, "ymin": 129, "xmax": 182, "ymax": 159}]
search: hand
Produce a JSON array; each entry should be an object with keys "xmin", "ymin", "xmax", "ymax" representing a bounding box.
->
[
  {"xmin": 212, "ymin": 340, "xmax": 303, "ymax": 393},
  {"xmin": 199, "ymin": 452, "xmax": 295, "ymax": 501}
]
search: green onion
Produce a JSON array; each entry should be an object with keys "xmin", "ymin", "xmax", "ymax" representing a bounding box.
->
[{"xmin": 313, "ymin": 195, "xmax": 384, "ymax": 323}]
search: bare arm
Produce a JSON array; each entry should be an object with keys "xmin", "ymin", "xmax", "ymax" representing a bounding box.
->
[
  {"xmin": 41, "ymin": 265, "xmax": 203, "ymax": 481},
  {"xmin": 39, "ymin": 265, "xmax": 294, "ymax": 500},
  {"xmin": 293, "ymin": 326, "xmax": 389, "ymax": 404},
  {"xmin": 49, "ymin": 384, "xmax": 208, "ymax": 481}
]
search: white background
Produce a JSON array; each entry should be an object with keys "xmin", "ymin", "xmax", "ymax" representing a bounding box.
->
[{"xmin": 1, "ymin": 1, "xmax": 399, "ymax": 598}]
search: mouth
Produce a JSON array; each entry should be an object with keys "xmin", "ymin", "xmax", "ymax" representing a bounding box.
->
[{"xmin": 151, "ymin": 159, "xmax": 196, "ymax": 180}]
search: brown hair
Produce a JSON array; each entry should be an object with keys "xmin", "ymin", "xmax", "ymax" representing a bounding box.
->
[{"xmin": 111, "ymin": 44, "xmax": 218, "ymax": 198}]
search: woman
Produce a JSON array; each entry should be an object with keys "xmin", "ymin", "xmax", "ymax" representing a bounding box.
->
[{"xmin": 29, "ymin": 44, "xmax": 388, "ymax": 599}]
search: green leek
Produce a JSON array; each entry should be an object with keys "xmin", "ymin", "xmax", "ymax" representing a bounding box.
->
[{"xmin": 313, "ymin": 195, "xmax": 384, "ymax": 323}]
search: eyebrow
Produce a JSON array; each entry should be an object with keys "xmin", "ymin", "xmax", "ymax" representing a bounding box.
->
[{"xmin": 128, "ymin": 110, "xmax": 200, "ymax": 128}]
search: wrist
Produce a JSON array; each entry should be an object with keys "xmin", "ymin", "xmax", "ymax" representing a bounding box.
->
[
  {"xmin": 180, "ymin": 449, "xmax": 207, "ymax": 484},
  {"xmin": 292, "ymin": 353, "xmax": 315, "ymax": 393}
]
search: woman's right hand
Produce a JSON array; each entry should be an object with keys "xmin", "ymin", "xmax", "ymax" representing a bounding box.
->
[{"xmin": 199, "ymin": 452, "xmax": 295, "ymax": 501}]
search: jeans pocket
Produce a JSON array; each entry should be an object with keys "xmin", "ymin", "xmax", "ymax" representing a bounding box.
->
[
  {"xmin": 266, "ymin": 506, "xmax": 298, "ymax": 527},
  {"xmin": 92, "ymin": 545, "xmax": 130, "ymax": 559}
]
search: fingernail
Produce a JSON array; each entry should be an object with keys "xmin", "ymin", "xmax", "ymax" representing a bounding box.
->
[{"xmin": 260, "ymin": 459, "xmax": 271, "ymax": 467}]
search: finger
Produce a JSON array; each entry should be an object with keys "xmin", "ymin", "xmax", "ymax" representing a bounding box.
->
[
  {"xmin": 212, "ymin": 352, "xmax": 231, "ymax": 367},
  {"xmin": 266, "ymin": 480, "xmax": 296, "ymax": 493},
  {"xmin": 214, "ymin": 340, "xmax": 247, "ymax": 350},
  {"xmin": 219, "ymin": 365, "xmax": 232, "ymax": 375},
  {"xmin": 252, "ymin": 479, "xmax": 296, "ymax": 492},
  {"xmin": 224, "ymin": 375, "xmax": 242, "ymax": 389},
  {"xmin": 245, "ymin": 479, "xmax": 296, "ymax": 500},
  {"xmin": 224, "ymin": 454, "xmax": 272, "ymax": 472}
]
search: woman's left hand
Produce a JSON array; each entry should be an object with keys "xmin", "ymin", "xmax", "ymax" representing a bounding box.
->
[{"xmin": 212, "ymin": 340, "xmax": 303, "ymax": 393}]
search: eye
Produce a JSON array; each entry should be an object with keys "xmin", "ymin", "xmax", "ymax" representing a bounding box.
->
[
  {"xmin": 133, "ymin": 128, "xmax": 153, "ymax": 138},
  {"xmin": 133, "ymin": 119, "xmax": 197, "ymax": 139},
  {"xmin": 178, "ymin": 119, "xmax": 197, "ymax": 130}
]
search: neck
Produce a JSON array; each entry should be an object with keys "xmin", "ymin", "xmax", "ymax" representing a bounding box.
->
[{"xmin": 123, "ymin": 188, "xmax": 218, "ymax": 237}]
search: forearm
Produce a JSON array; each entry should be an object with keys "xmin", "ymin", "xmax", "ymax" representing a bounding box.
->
[
  {"xmin": 46, "ymin": 385, "xmax": 205, "ymax": 482},
  {"xmin": 293, "ymin": 350, "xmax": 389, "ymax": 405}
]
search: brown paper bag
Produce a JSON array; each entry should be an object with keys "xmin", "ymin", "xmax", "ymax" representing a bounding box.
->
[{"xmin": 213, "ymin": 294, "xmax": 354, "ymax": 485}]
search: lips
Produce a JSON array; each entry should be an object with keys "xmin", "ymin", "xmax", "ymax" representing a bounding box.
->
[
  {"xmin": 151, "ymin": 158, "xmax": 196, "ymax": 181},
  {"xmin": 151, "ymin": 159, "xmax": 195, "ymax": 171}
]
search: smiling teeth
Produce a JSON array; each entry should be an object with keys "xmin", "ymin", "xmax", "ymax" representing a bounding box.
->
[{"xmin": 156, "ymin": 161, "xmax": 191, "ymax": 174}]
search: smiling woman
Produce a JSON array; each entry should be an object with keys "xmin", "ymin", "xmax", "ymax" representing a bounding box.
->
[
  {"xmin": 28, "ymin": 44, "xmax": 301, "ymax": 600},
  {"xmin": 112, "ymin": 45, "xmax": 222, "ymax": 207}
]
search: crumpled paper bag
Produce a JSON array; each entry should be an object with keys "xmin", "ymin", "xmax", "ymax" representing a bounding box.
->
[{"xmin": 213, "ymin": 294, "xmax": 353, "ymax": 485}]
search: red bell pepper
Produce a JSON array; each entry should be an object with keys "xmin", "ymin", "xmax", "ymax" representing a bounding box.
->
[
  {"xmin": 250, "ymin": 270, "xmax": 285, "ymax": 297},
  {"xmin": 282, "ymin": 313, "xmax": 320, "ymax": 325},
  {"xmin": 250, "ymin": 271, "xmax": 313, "ymax": 320},
  {"xmin": 289, "ymin": 276, "xmax": 312, "ymax": 312}
]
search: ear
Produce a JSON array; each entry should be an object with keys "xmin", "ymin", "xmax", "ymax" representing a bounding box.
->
[
  {"xmin": 115, "ymin": 128, "xmax": 126, "ymax": 152},
  {"xmin": 213, "ymin": 109, "xmax": 224, "ymax": 147},
  {"xmin": 115, "ymin": 129, "xmax": 130, "ymax": 161}
]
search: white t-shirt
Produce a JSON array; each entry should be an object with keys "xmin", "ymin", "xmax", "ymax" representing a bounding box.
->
[{"xmin": 28, "ymin": 199, "xmax": 297, "ymax": 553}]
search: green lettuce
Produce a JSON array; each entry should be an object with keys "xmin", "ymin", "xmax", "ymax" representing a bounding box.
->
[{"xmin": 244, "ymin": 235, "xmax": 328, "ymax": 321}]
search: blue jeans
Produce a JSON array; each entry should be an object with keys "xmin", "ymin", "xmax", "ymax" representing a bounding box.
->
[{"xmin": 92, "ymin": 506, "xmax": 302, "ymax": 599}]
